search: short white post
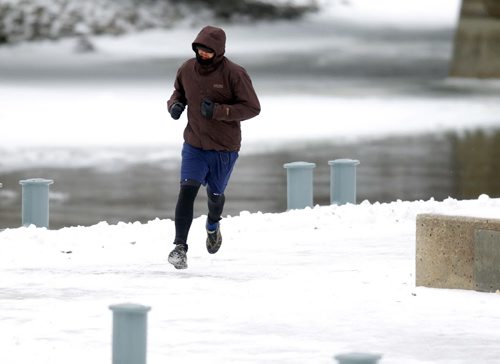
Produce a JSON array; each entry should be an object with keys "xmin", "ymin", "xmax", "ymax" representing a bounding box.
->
[
  {"xmin": 19, "ymin": 178, "xmax": 54, "ymax": 228},
  {"xmin": 109, "ymin": 303, "xmax": 151, "ymax": 364},
  {"xmin": 283, "ymin": 161, "xmax": 316, "ymax": 210},
  {"xmin": 329, "ymin": 159, "xmax": 360, "ymax": 205},
  {"xmin": 334, "ymin": 352, "xmax": 382, "ymax": 364}
]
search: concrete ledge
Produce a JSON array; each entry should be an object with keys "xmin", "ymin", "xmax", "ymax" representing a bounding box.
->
[
  {"xmin": 416, "ymin": 213, "xmax": 500, "ymax": 291},
  {"xmin": 475, "ymin": 229, "xmax": 500, "ymax": 292}
]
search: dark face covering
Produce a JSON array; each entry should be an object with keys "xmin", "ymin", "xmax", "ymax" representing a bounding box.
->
[
  {"xmin": 194, "ymin": 45, "xmax": 215, "ymax": 66},
  {"xmin": 196, "ymin": 52, "xmax": 214, "ymax": 66}
]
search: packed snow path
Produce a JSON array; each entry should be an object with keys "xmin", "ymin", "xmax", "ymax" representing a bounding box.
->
[{"xmin": 1, "ymin": 197, "xmax": 500, "ymax": 363}]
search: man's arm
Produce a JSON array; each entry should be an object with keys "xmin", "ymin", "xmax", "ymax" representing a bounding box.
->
[
  {"xmin": 212, "ymin": 69, "xmax": 261, "ymax": 122},
  {"xmin": 167, "ymin": 68, "xmax": 187, "ymax": 111}
]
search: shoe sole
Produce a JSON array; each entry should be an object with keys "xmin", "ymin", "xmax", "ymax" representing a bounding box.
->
[
  {"xmin": 206, "ymin": 232, "xmax": 222, "ymax": 254},
  {"xmin": 168, "ymin": 253, "xmax": 187, "ymax": 269}
]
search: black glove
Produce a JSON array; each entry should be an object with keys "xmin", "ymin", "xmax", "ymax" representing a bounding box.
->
[
  {"xmin": 201, "ymin": 98, "xmax": 215, "ymax": 119},
  {"xmin": 169, "ymin": 102, "xmax": 185, "ymax": 120}
]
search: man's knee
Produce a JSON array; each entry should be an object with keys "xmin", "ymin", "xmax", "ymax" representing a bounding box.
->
[
  {"xmin": 177, "ymin": 179, "xmax": 201, "ymax": 203},
  {"xmin": 206, "ymin": 186, "xmax": 225, "ymax": 225},
  {"xmin": 207, "ymin": 188, "xmax": 225, "ymax": 205},
  {"xmin": 180, "ymin": 179, "xmax": 201, "ymax": 188},
  {"xmin": 209, "ymin": 192, "xmax": 224, "ymax": 202}
]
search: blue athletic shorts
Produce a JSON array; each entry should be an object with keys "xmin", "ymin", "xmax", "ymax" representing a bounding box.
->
[{"xmin": 180, "ymin": 143, "xmax": 239, "ymax": 194}]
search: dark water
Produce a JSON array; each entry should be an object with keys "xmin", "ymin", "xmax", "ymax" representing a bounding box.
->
[{"xmin": 1, "ymin": 128, "xmax": 499, "ymax": 229}]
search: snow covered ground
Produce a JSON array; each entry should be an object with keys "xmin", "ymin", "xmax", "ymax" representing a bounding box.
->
[
  {"xmin": 1, "ymin": 1, "xmax": 500, "ymax": 363},
  {"xmin": 1, "ymin": 196, "xmax": 500, "ymax": 364}
]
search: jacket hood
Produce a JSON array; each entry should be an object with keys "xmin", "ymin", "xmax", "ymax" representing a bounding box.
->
[{"xmin": 192, "ymin": 26, "xmax": 226, "ymax": 61}]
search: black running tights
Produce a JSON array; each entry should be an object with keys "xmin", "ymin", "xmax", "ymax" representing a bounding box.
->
[{"xmin": 174, "ymin": 181, "xmax": 225, "ymax": 246}]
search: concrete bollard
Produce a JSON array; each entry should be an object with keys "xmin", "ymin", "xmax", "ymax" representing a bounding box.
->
[
  {"xmin": 19, "ymin": 178, "xmax": 54, "ymax": 228},
  {"xmin": 329, "ymin": 159, "xmax": 360, "ymax": 205},
  {"xmin": 109, "ymin": 303, "xmax": 151, "ymax": 364},
  {"xmin": 283, "ymin": 161, "xmax": 316, "ymax": 210},
  {"xmin": 334, "ymin": 352, "xmax": 382, "ymax": 364},
  {"xmin": 0, "ymin": 182, "xmax": 3, "ymax": 188}
]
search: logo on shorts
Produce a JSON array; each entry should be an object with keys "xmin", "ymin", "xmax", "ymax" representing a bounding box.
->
[{"xmin": 213, "ymin": 84, "xmax": 224, "ymax": 89}]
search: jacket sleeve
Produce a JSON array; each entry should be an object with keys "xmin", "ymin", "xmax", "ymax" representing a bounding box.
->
[
  {"xmin": 213, "ymin": 69, "xmax": 261, "ymax": 122},
  {"xmin": 167, "ymin": 67, "xmax": 187, "ymax": 111}
]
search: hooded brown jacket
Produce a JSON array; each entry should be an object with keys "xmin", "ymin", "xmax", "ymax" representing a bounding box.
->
[{"xmin": 167, "ymin": 26, "xmax": 261, "ymax": 151}]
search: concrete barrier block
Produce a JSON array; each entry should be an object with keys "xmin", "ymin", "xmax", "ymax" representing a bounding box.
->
[
  {"xmin": 475, "ymin": 229, "xmax": 500, "ymax": 292},
  {"xmin": 416, "ymin": 214, "xmax": 500, "ymax": 290}
]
